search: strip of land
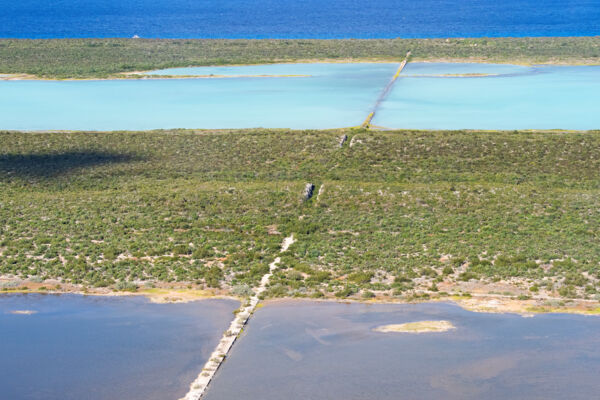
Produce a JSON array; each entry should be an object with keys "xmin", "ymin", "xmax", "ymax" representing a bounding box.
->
[
  {"xmin": 0, "ymin": 37, "xmax": 599, "ymax": 79},
  {"xmin": 1, "ymin": 128, "xmax": 599, "ymax": 316}
]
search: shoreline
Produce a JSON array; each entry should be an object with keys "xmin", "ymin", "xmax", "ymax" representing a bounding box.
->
[
  {"xmin": 0, "ymin": 283, "xmax": 237, "ymax": 304},
  {"xmin": 3, "ymin": 284, "xmax": 599, "ymax": 316},
  {"xmin": 409, "ymin": 58, "xmax": 600, "ymax": 67},
  {"xmin": 263, "ymin": 296, "xmax": 600, "ymax": 317},
  {"xmin": 2, "ymin": 58, "xmax": 599, "ymax": 81}
]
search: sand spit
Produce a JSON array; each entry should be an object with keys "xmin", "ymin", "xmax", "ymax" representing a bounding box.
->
[
  {"xmin": 131, "ymin": 73, "xmax": 311, "ymax": 79},
  {"xmin": 374, "ymin": 320, "xmax": 456, "ymax": 334},
  {"xmin": 403, "ymin": 73, "xmax": 498, "ymax": 77},
  {"xmin": 0, "ymin": 278, "xmax": 235, "ymax": 305}
]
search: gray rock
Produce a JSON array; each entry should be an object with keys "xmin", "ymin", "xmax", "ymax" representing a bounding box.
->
[{"xmin": 303, "ymin": 183, "xmax": 315, "ymax": 201}]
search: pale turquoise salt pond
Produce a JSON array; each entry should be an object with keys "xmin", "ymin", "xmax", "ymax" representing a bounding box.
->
[
  {"xmin": 1, "ymin": 62, "xmax": 599, "ymax": 131},
  {"xmin": 145, "ymin": 63, "xmax": 390, "ymax": 77},
  {"xmin": 373, "ymin": 63, "xmax": 600, "ymax": 130},
  {"xmin": 399, "ymin": 62, "xmax": 534, "ymax": 77},
  {"xmin": 0, "ymin": 63, "xmax": 396, "ymax": 131}
]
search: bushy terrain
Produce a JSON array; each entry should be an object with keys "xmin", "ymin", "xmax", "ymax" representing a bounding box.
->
[
  {"xmin": 1, "ymin": 129, "xmax": 599, "ymax": 300},
  {"xmin": 1, "ymin": 37, "xmax": 599, "ymax": 78}
]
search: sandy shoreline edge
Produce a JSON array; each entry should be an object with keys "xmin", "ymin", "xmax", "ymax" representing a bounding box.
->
[
  {"xmin": 2, "ymin": 58, "xmax": 599, "ymax": 81},
  {"xmin": 2, "ymin": 284, "xmax": 599, "ymax": 317}
]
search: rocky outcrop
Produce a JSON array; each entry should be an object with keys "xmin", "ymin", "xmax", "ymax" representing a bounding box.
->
[{"xmin": 303, "ymin": 183, "xmax": 315, "ymax": 201}]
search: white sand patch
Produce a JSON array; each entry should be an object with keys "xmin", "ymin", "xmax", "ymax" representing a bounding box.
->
[
  {"xmin": 374, "ymin": 320, "xmax": 455, "ymax": 334},
  {"xmin": 9, "ymin": 310, "xmax": 38, "ymax": 315}
]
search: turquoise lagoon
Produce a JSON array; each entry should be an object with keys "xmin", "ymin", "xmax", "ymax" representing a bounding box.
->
[
  {"xmin": 1, "ymin": 63, "xmax": 599, "ymax": 131},
  {"xmin": 373, "ymin": 63, "xmax": 600, "ymax": 130},
  {"xmin": 145, "ymin": 62, "xmax": 393, "ymax": 77},
  {"xmin": 400, "ymin": 62, "xmax": 535, "ymax": 77},
  {"xmin": 0, "ymin": 63, "xmax": 397, "ymax": 131}
]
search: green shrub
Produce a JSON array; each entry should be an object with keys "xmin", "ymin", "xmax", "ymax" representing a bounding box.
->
[
  {"xmin": 335, "ymin": 287, "xmax": 356, "ymax": 298},
  {"xmin": 231, "ymin": 284, "xmax": 254, "ymax": 297},
  {"xmin": 347, "ymin": 272, "xmax": 373, "ymax": 284},
  {"xmin": 362, "ymin": 290, "xmax": 376, "ymax": 299},
  {"xmin": 459, "ymin": 271, "xmax": 479, "ymax": 281},
  {"xmin": 114, "ymin": 281, "xmax": 138, "ymax": 291}
]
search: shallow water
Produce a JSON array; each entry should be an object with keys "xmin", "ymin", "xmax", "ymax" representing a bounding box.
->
[
  {"xmin": 0, "ymin": 63, "xmax": 396, "ymax": 130},
  {"xmin": 0, "ymin": 294, "xmax": 238, "ymax": 400},
  {"xmin": 401, "ymin": 62, "xmax": 534, "ymax": 77},
  {"xmin": 2, "ymin": 0, "xmax": 599, "ymax": 39},
  {"xmin": 204, "ymin": 301, "xmax": 600, "ymax": 400},
  {"xmin": 374, "ymin": 63, "xmax": 600, "ymax": 130},
  {"xmin": 147, "ymin": 63, "xmax": 390, "ymax": 77},
  {"xmin": 1, "ymin": 63, "xmax": 599, "ymax": 130}
]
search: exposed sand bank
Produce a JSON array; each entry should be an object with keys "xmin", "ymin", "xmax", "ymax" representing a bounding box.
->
[
  {"xmin": 374, "ymin": 320, "xmax": 456, "ymax": 333},
  {"xmin": 0, "ymin": 279, "xmax": 235, "ymax": 304},
  {"xmin": 8, "ymin": 310, "xmax": 38, "ymax": 315}
]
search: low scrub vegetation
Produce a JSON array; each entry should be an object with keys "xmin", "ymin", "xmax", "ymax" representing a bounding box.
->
[
  {"xmin": 0, "ymin": 37, "xmax": 599, "ymax": 79},
  {"xmin": 1, "ymin": 128, "xmax": 599, "ymax": 300}
]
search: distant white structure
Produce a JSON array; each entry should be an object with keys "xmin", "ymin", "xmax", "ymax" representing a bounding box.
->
[{"xmin": 132, "ymin": 35, "xmax": 140, "ymax": 39}]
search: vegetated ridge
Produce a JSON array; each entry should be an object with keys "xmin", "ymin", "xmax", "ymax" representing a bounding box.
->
[{"xmin": 1, "ymin": 128, "xmax": 599, "ymax": 313}]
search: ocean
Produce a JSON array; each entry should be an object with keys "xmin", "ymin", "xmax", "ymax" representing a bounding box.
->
[{"xmin": 1, "ymin": 0, "xmax": 599, "ymax": 39}]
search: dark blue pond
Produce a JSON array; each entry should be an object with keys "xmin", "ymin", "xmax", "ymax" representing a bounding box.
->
[
  {"xmin": 1, "ymin": 0, "xmax": 599, "ymax": 39},
  {"xmin": 0, "ymin": 294, "xmax": 238, "ymax": 400},
  {"xmin": 205, "ymin": 301, "xmax": 600, "ymax": 400}
]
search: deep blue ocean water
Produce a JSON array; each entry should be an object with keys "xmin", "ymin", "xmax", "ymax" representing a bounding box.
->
[{"xmin": 1, "ymin": 0, "xmax": 599, "ymax": 39}]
